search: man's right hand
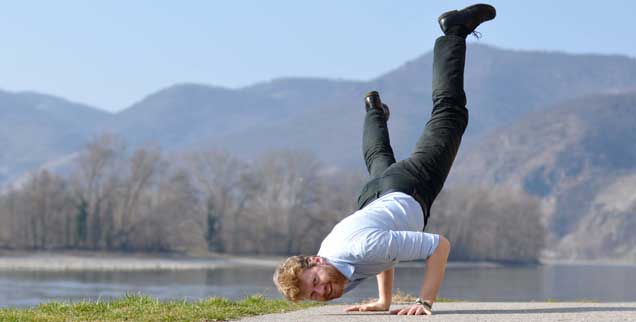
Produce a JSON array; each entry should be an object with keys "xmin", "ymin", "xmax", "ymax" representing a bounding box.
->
[{"xmin": 344, "ymin": 300, "xmax": 390, "ymax": 312}]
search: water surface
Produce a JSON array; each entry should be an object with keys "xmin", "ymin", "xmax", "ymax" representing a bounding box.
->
[{"xmin": 1, "ymin": 264, "xmax": 634, "ymax": 307}]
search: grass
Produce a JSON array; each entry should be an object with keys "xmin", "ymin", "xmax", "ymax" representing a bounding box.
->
[{"xmin": 0, "ymin": 294, "xmax": 320, "ymax": 322}]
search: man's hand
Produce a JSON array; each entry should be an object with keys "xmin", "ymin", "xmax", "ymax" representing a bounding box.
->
[
  {"xmin": 344, "ymin": 300, "xmax": 390, "ymax": 312},
  {"xmin": 390, "ymin": 303, "xmax": 432, "ymax": 315}
]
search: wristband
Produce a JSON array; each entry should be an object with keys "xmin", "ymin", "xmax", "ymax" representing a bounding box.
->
[{"xmin": 414, "ymin": 298, "xmax": 432, "ymax": 311}]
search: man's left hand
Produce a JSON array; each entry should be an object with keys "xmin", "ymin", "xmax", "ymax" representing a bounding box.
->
[{"xmin": 390, "ymin": 303, "xmax": 432, "ymax": 315}]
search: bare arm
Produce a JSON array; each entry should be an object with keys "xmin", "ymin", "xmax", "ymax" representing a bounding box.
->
[
  {"xmin": 420, "ymin": 235, "xmax": 450, "ymax": 304},
  {"xmin": 391, "ymin": 235, "xmax": 451, "ymax": 315},
  {"xmin": 377, "ymin": 267, "xmax": 395, "ymax": 307},
  {"xmin": 345, "ymin": 267, "xmax": 394, "ymax": 312}
]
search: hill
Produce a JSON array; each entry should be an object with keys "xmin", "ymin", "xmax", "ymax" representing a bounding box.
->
[
  {"xmin": 4, "ymin": 44, "xmax": 636, "ymax": 180},
  {"xmin": 2, "ymin": 44, "xmax": 636, "ymax": 259},
  {"xmin": 201, "ymin": 44, "xmax": 636, "ymax": 166},
  {"xmin": 451, "ymin": 92, "xmax": 636, "ymax": 260},
  {"xmin": 0, "ymin": 90, "xmax": 112, "ymax": 185}
]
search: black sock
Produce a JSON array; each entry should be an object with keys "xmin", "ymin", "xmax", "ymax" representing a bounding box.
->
[{"xmin": 446, "ymin": 25, "xmax": 470, "ymax": 38}]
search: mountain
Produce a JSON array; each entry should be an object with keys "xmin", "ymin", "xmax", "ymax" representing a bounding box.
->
[
  {"xmin": 2, "ymin": 43, "xmax": 636, "ymax": 259},
  {"xmin": 558, "ymin": 174, "xmax": 636, "ymax": 260},
  {"xmin": 5, "ymin": 44, "xmax": 636, "ymax": 173},
  {"xmin": 199, "ymin": 44, "xmax": 636, "ymax": 166},
  {"xmin": 110, "ymin": 79, "xmax": 364, "ymax": 150},
  {"xmin": 0, "ymin": 90, "xmax": 113, "ymax": 185},
  {"xmin": 451, "ymin": 91, "xmax": 636, "ymax": 259}
]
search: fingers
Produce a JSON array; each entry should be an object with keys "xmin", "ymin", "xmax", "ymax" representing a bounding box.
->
[
  {"xmin": 390, "ymin": 305, "xmax": 433, "ymax": 315},
  {"xmin": 350, "ymin": 304, "xmax": 431, "ymax": 315},
  {"xmin": 346, "ymin": 303, "xmax": 392, "ymax": 312},
  {"xmin": 391, "ymin": 307, "xmax": 410, "ymax": 315},
  {"xmin": 344, "ymin": 305, "xmax": 361, "ymax": 312},
  {"xmin": 344, "ymin": 305, "xmax": 371, "ymax": 312}
]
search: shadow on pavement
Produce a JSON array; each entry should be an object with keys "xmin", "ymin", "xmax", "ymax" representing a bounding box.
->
[
  {"xmin": 327, "ymin": 306, "xmax": 636, "ymax": 316},
  {"xmin": 434, "ymin": 307, "xmax": 636, "ymax": 315}
]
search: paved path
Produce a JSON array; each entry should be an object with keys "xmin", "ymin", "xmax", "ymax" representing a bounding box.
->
[{"xmin": 241, "ymin": 302, "xmax": 636, "ymax": 321}]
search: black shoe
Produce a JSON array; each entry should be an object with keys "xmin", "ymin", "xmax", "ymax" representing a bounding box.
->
[
  {"xmin": 365, "ymin": 91, "xmax": 390, "ymax": 121},
  {"xmin": 438, "ymin": 4, "xmax": 496, "ymax": 37}
]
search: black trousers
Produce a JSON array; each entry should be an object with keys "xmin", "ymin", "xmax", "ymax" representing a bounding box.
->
[{"xmin": 356, "ymin": 35, "xmax": 468, "ymax": 229}]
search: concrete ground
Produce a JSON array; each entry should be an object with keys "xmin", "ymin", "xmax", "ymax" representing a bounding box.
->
[{"xmin": 241, "ymin": 302, "xmax": 636, "ymax": 322}]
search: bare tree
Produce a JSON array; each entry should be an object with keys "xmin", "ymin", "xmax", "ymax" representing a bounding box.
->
[
  {"xmin": 237, "ymin": 150, "xmax": 360, "ymax": 255},
  {"xmin": 186, "ymin": 149, "xmax": 248, "ymax": 253},
  {"xmin": 0, "ymin": 185, "xmax": 20, "ymax": 248},
  {"xmin": 70, "ymin": 133, "xmax": 125, "ymax": 249},
  {"xmin": 0, "ymin": 139, "xmax": 545, "ymax": 261},
  {"xmin": 430, "ymin": 185, "xmax": 547, "ymax": 262},
  {"xmin": 296, "ymin": 169, "xmax": 364, "ymax": 254},
  {"xmin": 0, "ymin": 190, "xmax": 8, "ymax": 247},
  {"xmin": 146, "ymin": 168, "xmax": 205, "ymax": 252},
  {"xmin": 110, "ymin": 146, "xmax": 163, "ymax": 249},
  {"xmin": 5, "ymin": 170, "xmax": 73, "ymax": 249}
]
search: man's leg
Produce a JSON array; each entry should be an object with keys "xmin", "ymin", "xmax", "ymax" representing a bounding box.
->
[
  {"xmin": 380, "ymin": 35, "xmax": 467, "ymax": 212},
  {"xmin": 378, "ymin": 4, "xmax": 495, "ymax": 223},
  {"xmin": 355, "ymin": 92, "xmax": 395, "ymax": 210},
  {"xmin": 362, "ymin": 91, "xmax": 396, "ymax": 178},
  {"xmin": 406, "ymin": 34, "xmax": 468, "ymax": 207}
]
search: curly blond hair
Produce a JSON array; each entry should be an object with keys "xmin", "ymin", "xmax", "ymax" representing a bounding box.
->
[{"xmin": 273, "ymin": 255, "xmax": 315, "ymax": 302}]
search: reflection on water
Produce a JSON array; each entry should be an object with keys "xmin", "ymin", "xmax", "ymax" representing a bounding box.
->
[{"xmin": 1, "ymin": 264, "xmax": 635, "ymax": 307}]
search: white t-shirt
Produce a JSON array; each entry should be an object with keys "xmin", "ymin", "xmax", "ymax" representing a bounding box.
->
[{"xmin": 317, "ymin": 192, "xmax": 440, "ymax": 293}]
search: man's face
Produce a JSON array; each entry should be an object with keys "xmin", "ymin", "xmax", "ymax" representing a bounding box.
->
[{"xmin": 298, "ymin": 257, "xmax": 347, "ymax": 302}]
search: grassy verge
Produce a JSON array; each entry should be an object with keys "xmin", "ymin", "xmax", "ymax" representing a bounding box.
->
[{"xmin": 0, "ymin": 295, "xmax": 319, "ymax": 322}]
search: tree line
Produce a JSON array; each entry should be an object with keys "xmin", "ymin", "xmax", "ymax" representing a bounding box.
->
[{"xmin": 0, "ymin": 134, "xmax": 546, "ymax": 261}]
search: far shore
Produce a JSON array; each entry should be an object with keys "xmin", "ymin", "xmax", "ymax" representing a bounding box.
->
[
  {"xmin": 0, "ymin": 250, "xmax": 282, "ymax": 271},
  {"xmin": 0, "ymin": 250, "xmax": 633, "ymax": 271}
]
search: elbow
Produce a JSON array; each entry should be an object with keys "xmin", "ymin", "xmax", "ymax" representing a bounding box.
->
[{"xmin": 437, "ymin": 235, "xmax": 451, "ymax": 257}]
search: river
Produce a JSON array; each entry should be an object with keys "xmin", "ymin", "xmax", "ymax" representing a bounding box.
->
[{"xmin": 1, "ymin": 262, "xmax": 635, "ymax": 307}]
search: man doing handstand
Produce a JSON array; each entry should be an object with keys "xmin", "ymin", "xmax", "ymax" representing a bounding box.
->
[{"xmin": 274, "ymin": 4, "xmax": 496, "ymax": 316}]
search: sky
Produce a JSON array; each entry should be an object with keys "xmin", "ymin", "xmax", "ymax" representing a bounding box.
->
[{"xmin": 1, "ymin": 0, "xmax": 635, "ymax": 112}]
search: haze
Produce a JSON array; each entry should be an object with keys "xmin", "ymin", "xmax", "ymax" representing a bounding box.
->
[{"xmin": 1, "ymin": 0, "xmax": 634, "ymax": 112}]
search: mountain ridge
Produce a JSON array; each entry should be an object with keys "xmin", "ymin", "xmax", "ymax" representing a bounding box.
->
[
  {"xmin": 4, "ymin": 43, "xmax": 636, "ymax": 182},
  {"xmin": 451, "ymin": 90, "xmax": 636, "ymax": 259},
  {"xmin": 2, "ymin": 43, "xmax": 636, "ymax": 259}
]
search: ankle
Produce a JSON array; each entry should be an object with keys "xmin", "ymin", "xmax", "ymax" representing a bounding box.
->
[{"xmin": 445, "ymin": 25, "xmax": 470, "ymax": 38}]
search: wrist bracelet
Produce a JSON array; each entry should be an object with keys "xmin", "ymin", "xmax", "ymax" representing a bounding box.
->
[{"xmin": 414, "ymin": 298, "xmax": 432, "ymax": 310}]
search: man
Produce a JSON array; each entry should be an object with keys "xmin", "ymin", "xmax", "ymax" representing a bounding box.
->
[{"xmin": 273, "ymin": 4, "xmax": 496, "ymax": 316}]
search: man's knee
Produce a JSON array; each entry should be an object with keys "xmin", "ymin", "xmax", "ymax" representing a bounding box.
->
[
  {"xmin": 364, "ymin": 143, "xmax": 394, "ymax": 164},
  {"xmin": 432, "ymin": 88, "xmax": 467, "ymax": 109},
  {"xmin": 427, "ymin": 105, "xmax": 468, "ymax": 134}
]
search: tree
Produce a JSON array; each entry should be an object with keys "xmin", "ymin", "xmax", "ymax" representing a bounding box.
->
[
  {"xmin": 70, "ymin": 133, "xmax": 125, "ymax": 249},
  {"xmin": 7, "ymin": 170, "xmax": 73, "ymax": 249},
  {"xmin": 186, "ymin": 149, "xmax": 248, "ymax": 253},
  {"xmin": 74, "ymin": 198, "xmax": 88, "ymax": 246},
  {"xmin": 110, "ymin": 146, "xmax": 163, "ymax": 249},
  {"xmin": 140, "ymin": 167, "xmax": 205, "ymax": 252},
  {"xmin": 429, "ymin": 185, "xmax": 547, "ymax": 262}
]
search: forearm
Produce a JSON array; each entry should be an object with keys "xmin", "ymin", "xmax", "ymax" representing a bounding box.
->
[
  {"xmin": 376, "ymin": 267, "xmax": 394, "ymax": 305},
  {"xmin": 419, "ymin": 236, "xmax": 450, "ymax": 304}
]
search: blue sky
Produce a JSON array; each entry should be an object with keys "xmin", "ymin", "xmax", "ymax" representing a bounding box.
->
[{"xmin": 1, "ymin": 0, "xmax": 634, "ymax": 112}]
